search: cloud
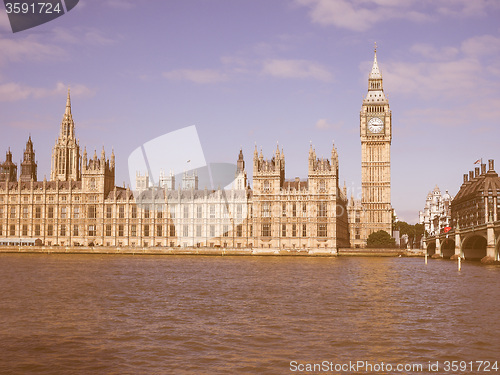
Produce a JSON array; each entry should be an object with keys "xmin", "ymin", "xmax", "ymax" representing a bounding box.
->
[
  {"xmin": 410, "ymin": 43, "xmax": 459, "ymax": 61},
  {"xmin": 0, "ymin": 35, "xmax": 67, "ymax": 66},
  {"xmin": 461, "ymin": 34, "xmax": 500, "ymax": 58},
  {"xmin": 374, "ymin": 35, "xmax": 500, "ymax": 134},
  {"xmin": 104, "ymin": 0, "xmax": 135, "ymax": 10},
  {"xmin": 383, "ymin": 58, "xmax": 485, "ymax": 100},
  {"xmin": 163, "ymin": 69, "xmax": 228, "ymax": 84},
  {"xmin": 295, "ymin": 0, "xmax": 498, "ymax": 31},
  {"xmin": 7, "ymin": 119, "xmax": 53, "ymax": 130},
  {"xmin": 262, "ymin": 59, "xmax": 333, "ymax": 81},
  {"xmin": 435, "ymin": 0, "xmax": 499, "ymax": 17},
  {"xmin": 315, "ymin": 118, "xmax": 342, "ymax": 130},
  {"xmin": 294, "ymin": 0, "xmax": 430, "ymax": 31},
  {"xmin": 51, "ymin": 27, "xmax": 116, "ymax": 46},
  {"xmin": 0, "ymin": 82, "xmax": 95, "ymax": 102},
  {"xmin": 0, "ymin": 25, "xmax": 116, "ymax": 67},
  {"xmin": 381, "ymin": 35, "xmax": 500, "ymax": 101}
]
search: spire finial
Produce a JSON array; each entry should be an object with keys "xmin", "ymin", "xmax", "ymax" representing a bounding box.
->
[
  {"xmin": 369, "ymin": 43, "xmax": 382, "ymax": 80},
  {"xmin": 65, "ymin": 87, "xmax": 71, "ymax": 116}
]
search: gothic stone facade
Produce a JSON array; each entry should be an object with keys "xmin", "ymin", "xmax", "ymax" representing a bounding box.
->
[
  {"xmin": 250, "ymin": 145, "xmax": 349, "ymax": 250},
  {"xmin": 0, "ymin": 48, "xmax": 392, "ymax": 249},
  {"xmin": 0, "ymin": 91, "xmax": 349, "ymax": 249}
]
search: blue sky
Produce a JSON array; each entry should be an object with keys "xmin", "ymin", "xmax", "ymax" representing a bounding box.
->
[{"xmin": 1, "ymin": 0, "xmax": 499, "ymax": 223}]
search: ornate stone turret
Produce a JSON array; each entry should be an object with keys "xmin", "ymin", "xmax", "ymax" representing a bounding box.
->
[
  {"xmin": 82, "ymin": 146, "xmax": 115, "ymax": 195},
  {"xmin": 331, "ymin": 141, "xmax": 339, "ymax": 172},
  {"xmin": 20, "ymin": 136, "xmax": 37, "ymax": 182},
  {"xmin": 110, "ymin": 149, "xmax": 115, "ymax": 169},
  {"xmin": 234, "ymin": 148, "xmax": 247, "ymax": 190},
  {"xmin": 50, "ymin": 88, "xmax": 81, "ymax": 181},
  {"xmin": 307, "ymin": 143, "xmax": 338, "ymax": 195},
  {"xmin": 159, "ymin": 170, "xmax": 175, "ymax": 190},
  {"xmin": 253, "ymin": 144, "xmax": 285, "ymax": 193},
  {"xmin": 83, "ymin": 147, "xmax": 87, "ymax": 166},
  {"xmin": 0, "ymin": 149, "xmax": 17, "ymax": 183},
  {"xmin": 254, "ymin": 145, "xmax": 285, "ymax": 187},
  {"xmin": 237, "ymin": 148, "xmax": 245, "ymax": 173},
  {"xmin": 181, "ymin": 170, "xmax": 198, "ymax": 190}
]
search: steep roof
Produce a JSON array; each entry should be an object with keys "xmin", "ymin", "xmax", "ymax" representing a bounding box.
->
[{"xmin": 453, "ymin": 167, "xmax": 500, "ymax": 204}]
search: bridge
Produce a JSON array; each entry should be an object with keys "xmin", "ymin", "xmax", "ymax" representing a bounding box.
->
[{"xmin": 424, "ymin": 220, "xmax": 500, "ymax": 262}]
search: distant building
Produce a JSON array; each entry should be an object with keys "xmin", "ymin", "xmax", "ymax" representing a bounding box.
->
[
  {"xmin": 419, "ymin": 186, "xmax": 453, "ymax": 235},
  {"xmin": 451, "ymin": 161, "xmax": 500, "ymax": 229}
]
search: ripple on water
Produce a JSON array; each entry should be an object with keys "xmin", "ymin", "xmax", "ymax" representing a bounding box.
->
[{"xmin": 0, "ymin": 255, "xmax": 499, "ymax": 374}]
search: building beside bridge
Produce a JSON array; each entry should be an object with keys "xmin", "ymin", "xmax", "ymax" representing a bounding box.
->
[
  {"xmin": 418, "ymin": 186, "xmax": 453, "ymax": 236},
  {"xmin": 425, "ymin": 160, "xmax": 500, "ymax": 261}
]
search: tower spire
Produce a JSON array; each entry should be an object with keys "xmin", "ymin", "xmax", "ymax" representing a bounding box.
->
[
  {"xmin": 369, "ymin": 43, "xmax": 382, "ymax": 80},
  {"xmin": 65, "ymin": 87, "xmax": 72, "ymax": 116},
  {"xmin": 366, "ymin": 43, "xmax": 385, "ymax": 99},
  {"xmin": 51, "ymin": 90, "xmax": 81, "ymax": 181},
  {"xmin": 20, "ymin": 136, "xmax": 37, "ymax": 182}
]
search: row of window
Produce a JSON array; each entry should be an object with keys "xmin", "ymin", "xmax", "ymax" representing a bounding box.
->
[
  {"xmin": 263, "ymin": 223, "xmax": 327, "ymax": 237},
  {"xmin": 0, "ymin": 195, "xmax": 98, "ymax": 203},
  {"xmin": 263, "ymin": 202, "xmax": 329, "ymax": 218},
  {"xmin": 0, "ymin": 205, "xmax": 134, "ymax": 219},
  {"xmin": 261, "ymin": 180, "xmax": 329, "ymax": 192},
  {"xmin": 0, "ymin": 204, "xmax": 247, "ymax": 220},
  {"xmin": 0, "ymin": 223, "xmax": 250, "ymax": 238}
]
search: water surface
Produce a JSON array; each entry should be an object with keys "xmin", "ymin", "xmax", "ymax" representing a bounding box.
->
[{"xmin": 0, "ymin": 255, "xmax": 498, "ymax": 374}]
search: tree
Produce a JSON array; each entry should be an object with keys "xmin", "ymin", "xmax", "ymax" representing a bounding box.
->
[
  {"xmin": 414, "ymin": 223, "xmax": 425, "ymax": 247},
  {"xmin": 367, "ymin": 230, "xmax": 396, "ymax": 248},
  {"xmin": 393, "ymin": 221, "xmax": 425, "ymax": 249}
]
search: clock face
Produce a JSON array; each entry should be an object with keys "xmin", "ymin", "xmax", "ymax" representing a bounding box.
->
[{"xmin": 368, "ymin": 117, "xmax": 384, "ymax": 134}]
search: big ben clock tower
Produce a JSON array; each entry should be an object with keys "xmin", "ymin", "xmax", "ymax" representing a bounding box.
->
[{"xmin": 360, "ymin": 44, "xmax": 392, "ymax": 241}]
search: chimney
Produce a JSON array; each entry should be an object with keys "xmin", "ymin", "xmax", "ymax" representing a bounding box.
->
[
  {"xmin": 475, "ymin": 167, "xmax": 480, "ymax": 177},
  {"xmin": 481, "ymin": 163, "xmax": 486, "ymax": 175},
  {"xmin": 463, "ymin": 174, "xmax": 468, "ymax": 183},
  {"xmin": 469, "ymin": 171, "xmax": 474, "ymax": 180},
  {"xmin": 488, "ymin": 159, "xmax": 494, "ymax": 171}
]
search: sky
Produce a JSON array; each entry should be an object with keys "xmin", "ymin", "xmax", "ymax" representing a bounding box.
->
[{"xmin": 1, "ymin": 0, "xmax": 500, "ymax": 223}]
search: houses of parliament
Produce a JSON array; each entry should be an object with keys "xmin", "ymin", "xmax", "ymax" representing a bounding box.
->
[{"xmin": 0, "ymin": 48, "xmax": 392, "ymax": 250}]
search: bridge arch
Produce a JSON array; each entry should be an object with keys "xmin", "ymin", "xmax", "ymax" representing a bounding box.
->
[
  {"xmin": 441, "ymin": 238, "xmax": 455, "ymax": 259},
  {"xmin": 461, "ymin": 234, "xmax": 487, "ymax": 260},
  {"xmin": 426, "ymin": 241, "xmax": 436, "ymax": 256},
  {"xmin": 496, "ymin": 234, "xmax": 500, "ymax": 261}
]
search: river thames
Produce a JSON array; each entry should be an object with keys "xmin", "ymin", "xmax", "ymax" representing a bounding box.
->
[{"xmin": 0, "ymin": 254, "xmax": 498, "ymax": 374}]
